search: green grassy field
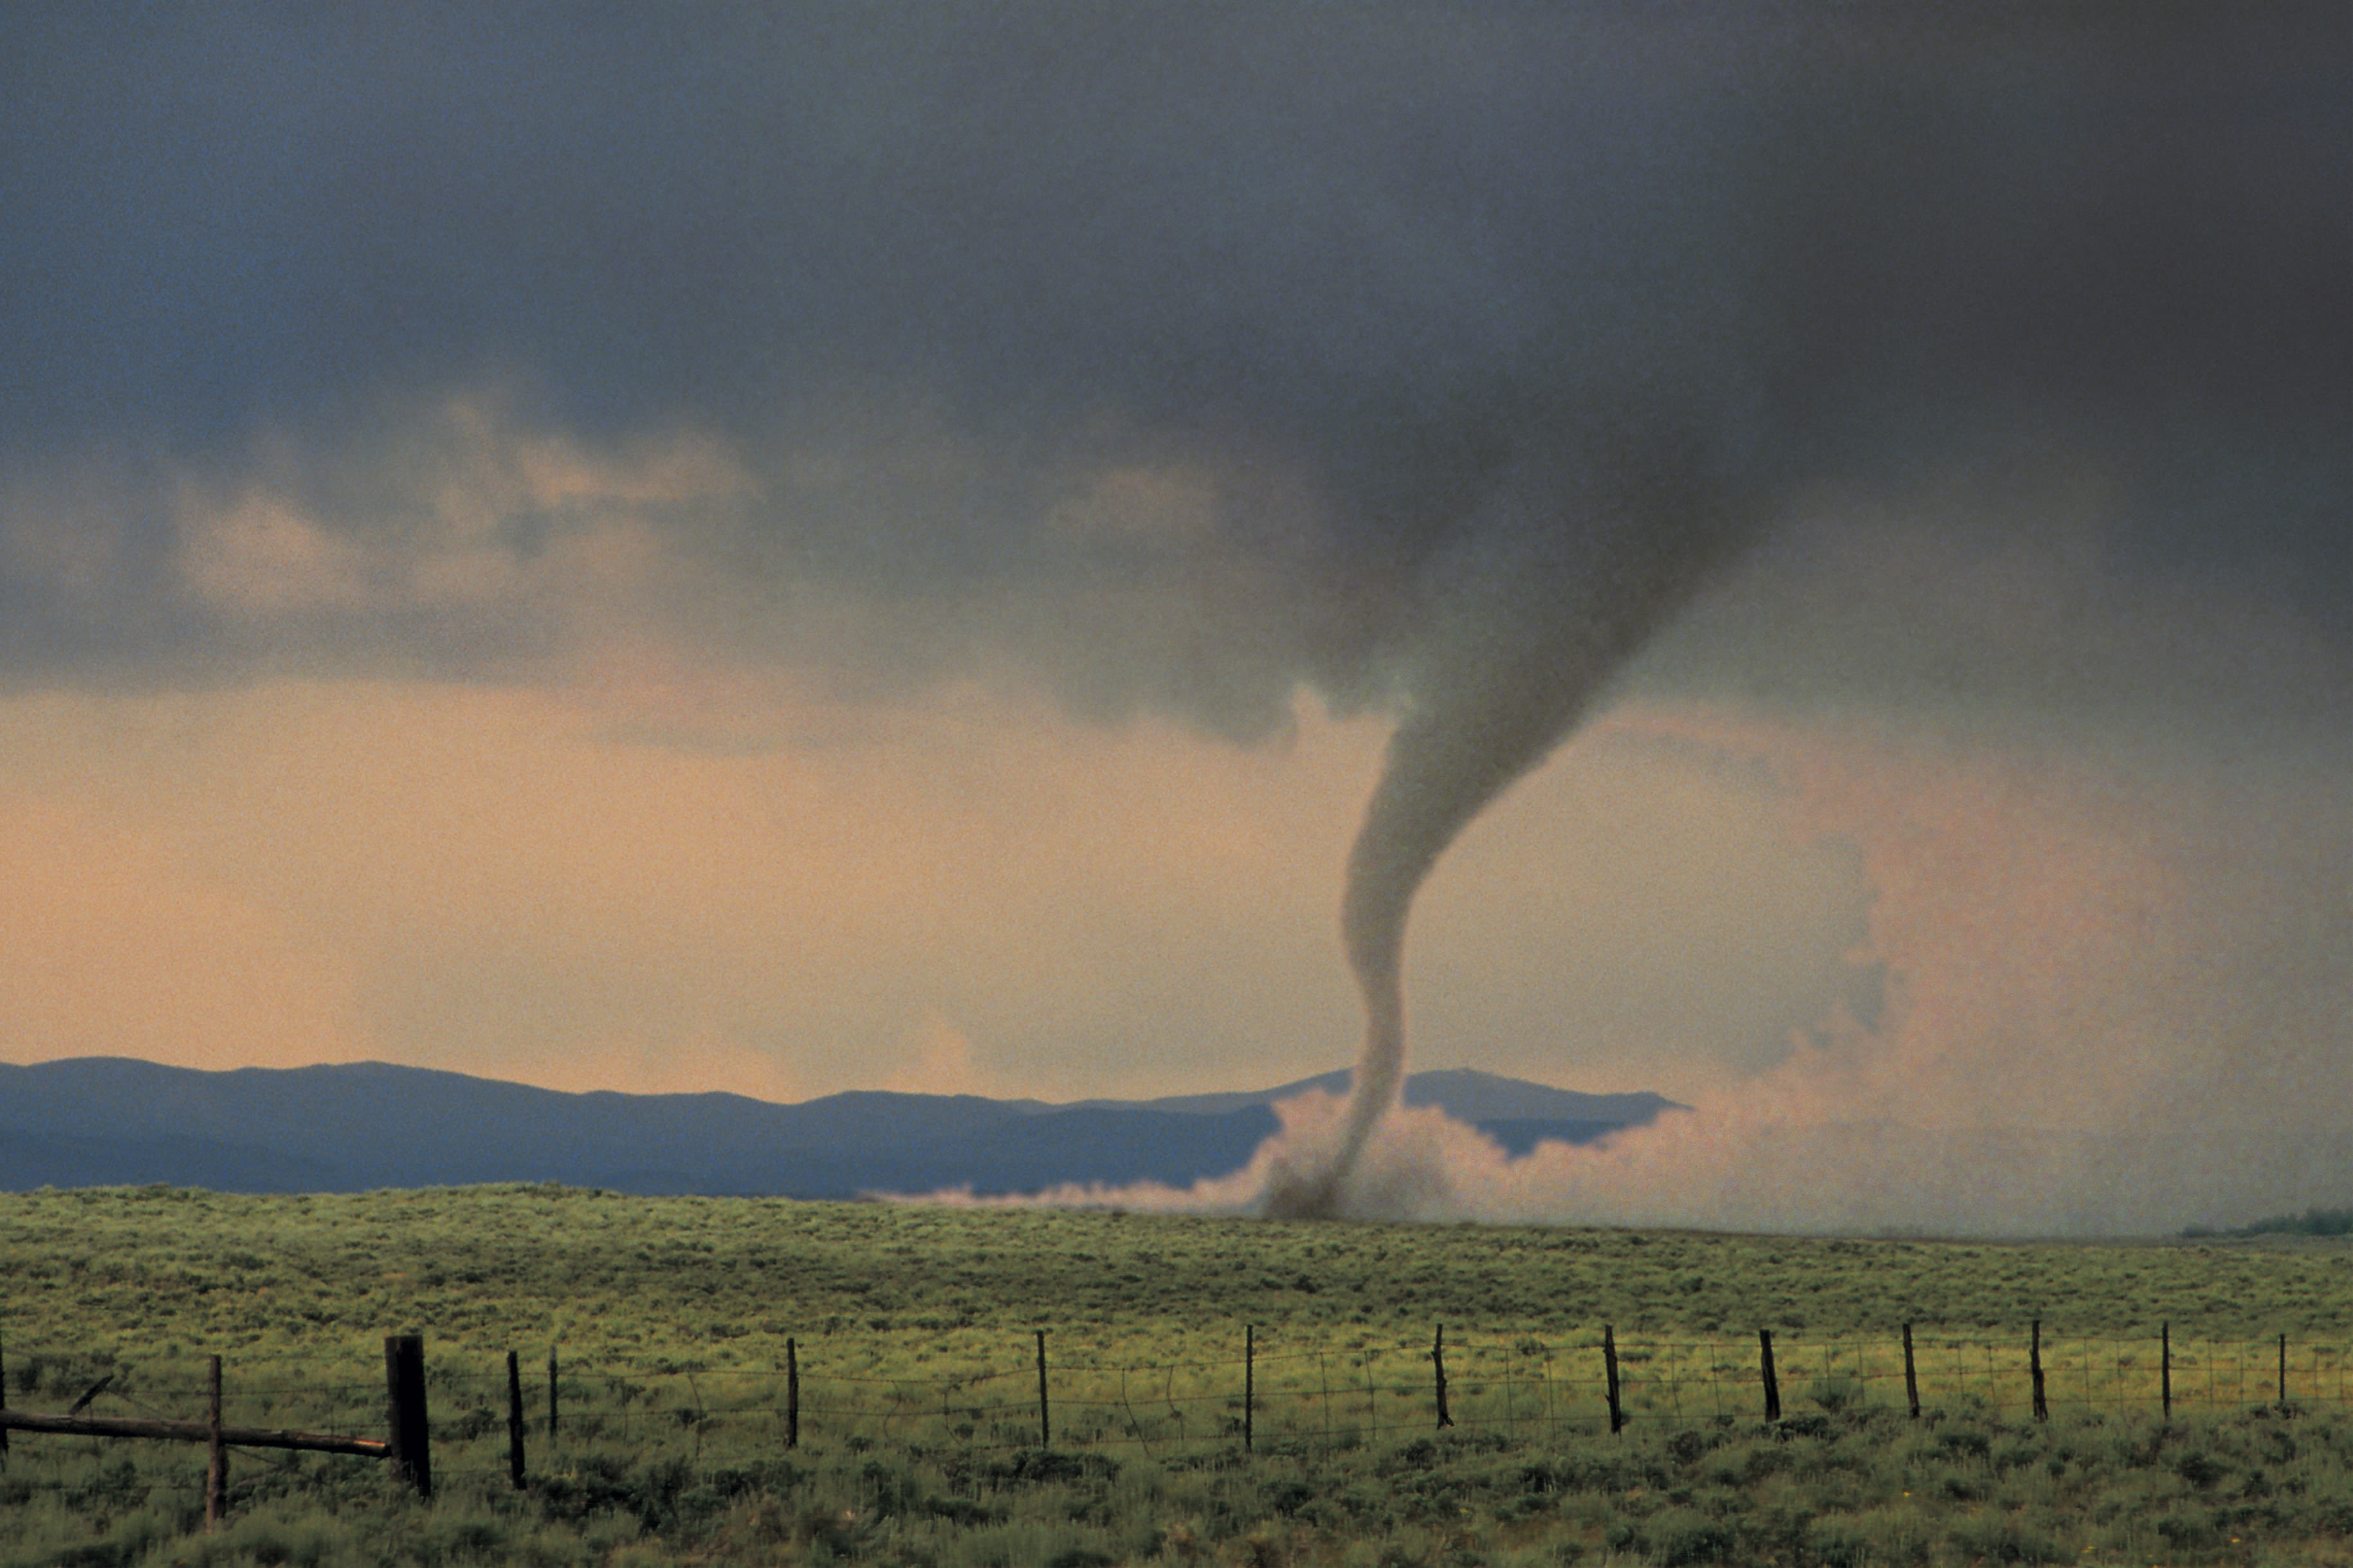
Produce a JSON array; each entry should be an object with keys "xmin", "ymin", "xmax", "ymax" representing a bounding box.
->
[{"xmin": 3, "ymin": 1185, "xmax": 2351, "ymax": 1566}]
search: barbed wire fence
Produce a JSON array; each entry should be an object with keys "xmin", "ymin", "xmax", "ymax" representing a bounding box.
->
[{"xmin": 4, "ymin": 1325, "xmax": 2348, "ymax": 1523}]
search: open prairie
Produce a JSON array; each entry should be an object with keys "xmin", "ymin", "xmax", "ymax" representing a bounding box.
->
[{"xmin": 5, "ymin": 1186, "xmax": 2353, "ymax": 1565}]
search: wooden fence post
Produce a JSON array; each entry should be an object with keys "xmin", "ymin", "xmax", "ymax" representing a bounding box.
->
[
  {"xmin": 385, "ymin": 1334, "xmax": 432, "ymax": 1499},
  {"xmin": 1243, "ymin": 1325, "xmax": 1254, "ymax": 1454},
  {"xmin": 2030, "ymin": 1321, "xmax": 2048, "ymax": 1422},
  {"xmin": 1432, "ymin": 1324, "xmax": 1454, "ymax": 1429},
  {"xmin": 506, "ymin": 1351, "xmax": 526, "ymax": 1490},
  {"xmin": 2279, "ymin": 1335, "xmax": 2289, "ymax": 1410},
  {"xmin": 1759, "ymin": 1330, "xmax": 1781, "ymax": 1422},
  {"xmin": 547, "ymin": 1345, "xmax": 559, "ymax": 1440},
  {"xmin": 1035, "ymin": 1331, "xmax": 1050, "ymax": 1448},
  {"xmin": 785, "ymin": 1338, "xmax": 799, "ymax": 1450},
  {"xmin": 1902, "ymin": 1324, "xmax": 1921, "ymax": 1419},
  {"xmin": 1602, "ymin": 1325, "xmax": 1624, "ymax": 1435},
  {"xmin": 2161, "ymin": 1323, "xmax": 2172, "ymax": 1421},
  {"xmin": 206, "ymin": 1356, "xmax": 227, "ymax": 1530},
  {"xmin": 1, "ymin": 1333, "xmax": 10, "ymax": 1463}
]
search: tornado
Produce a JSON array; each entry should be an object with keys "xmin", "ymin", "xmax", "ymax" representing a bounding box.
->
[{"xmin": 1264, "ymin": 445, "xmax": 1746, "ymax": 1218}]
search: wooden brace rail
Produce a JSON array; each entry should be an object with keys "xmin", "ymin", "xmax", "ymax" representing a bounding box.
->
[{"xmin": 0, "ymin": 1408, "xmax": 388, "ymax": 1457}]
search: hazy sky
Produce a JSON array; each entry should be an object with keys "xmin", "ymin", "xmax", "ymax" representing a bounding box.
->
[{"xmin": 3, "ymin": 5, "xmax": 2346, "ymax": 1231}]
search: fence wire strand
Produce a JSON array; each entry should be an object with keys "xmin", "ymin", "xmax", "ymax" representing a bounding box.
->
[{"xmin": 6, "ymin": 1327, "xmax": 2348, "ymax": 1497}]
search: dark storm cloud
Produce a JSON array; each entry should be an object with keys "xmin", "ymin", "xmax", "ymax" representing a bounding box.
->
[
  {"xmin": 9, "ymin": 6, "xmax": 1741, "ymax": 434},
  {"xmin": 5, "ymin": 4, "xmax": 2345, "ymax": 699}
]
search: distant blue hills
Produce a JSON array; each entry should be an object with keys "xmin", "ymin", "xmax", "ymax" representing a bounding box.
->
[{"xmin": 0, "ymin": 1057, "xmax": 1682, "ymax": 1199}]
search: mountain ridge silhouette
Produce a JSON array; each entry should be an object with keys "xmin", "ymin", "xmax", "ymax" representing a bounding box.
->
[{"xmin": 0, "ymin": 1056, "xmax": 1681, "ymax": 1198}]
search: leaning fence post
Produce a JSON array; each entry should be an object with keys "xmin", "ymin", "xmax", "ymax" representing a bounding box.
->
[
  {"xmin": 1759, "ymin": 1329, "xmax": 1781, "ymax": 1422},
  {"xmin": 2030, "ymin": 1321, "xmax": 2048, "ymax": 1422},
  {"xmin": 206, "ymin": 1355, "xmax": 228, "ymax": 1530},
  {"xmin": 506, "ymin": 1351, "xmax": 526, "ymax": 1490},
  {"xmin": 385, "ymin": 1334, "xmax": 432, "ymax": 1499},
  {"xmin": 785, "ymin": 1338, "xmax": 800, "ymax": 1450},
  {"xmin": 2161, "ymin": 1323, "xmax": 2172, "ymax": 1421},
  {"xmin": 1602, "ymin": 1326, "xmax": 1624, "ymax": 1435},
  {"xmin": 1243, "ymin": 1325, "xmax": 1254, "ymax": 1454},
  {"xmin": 1433, "ymin": 1324, "xmax": 1455, "ymax": 1429},
  {"xmin": 1903, "ymin": 1323, "xmax": 1921, "ymax": 1419}
]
